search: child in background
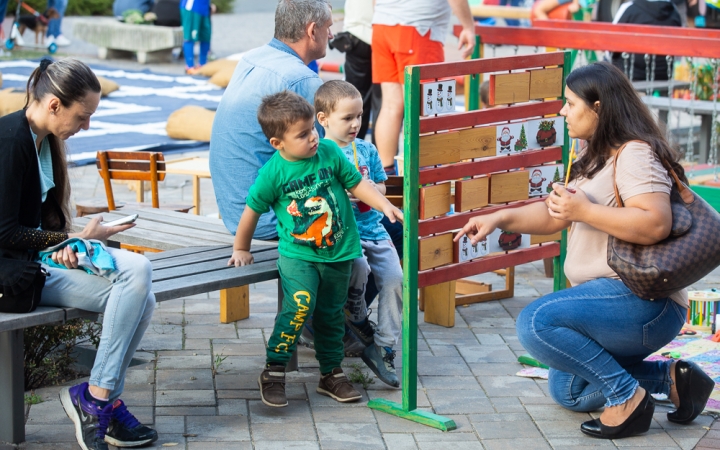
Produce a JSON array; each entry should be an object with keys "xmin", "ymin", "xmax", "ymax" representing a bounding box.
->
[
  {"xmin": 228, "ymin": 90, "xmax": 403, "ymax": 407},
  {"xmin": 180, "ymin": 0, "xmax": 213, "ymax": 74},
  {"xmin": 315, "ymin": 80, "xmax": 404, "ymax": 387}
]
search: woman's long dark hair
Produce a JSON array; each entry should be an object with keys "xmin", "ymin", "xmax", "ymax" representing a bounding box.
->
[
  {"xmin": 567, "ymin": 62, "xmax": 686, "ymax": 184},
  {"xmin": 25, "ymin": 58, "xmax": 101, "ymax": 229}
]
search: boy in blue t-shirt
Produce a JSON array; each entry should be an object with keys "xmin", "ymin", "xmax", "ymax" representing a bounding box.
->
[{"xmin": 315, "ymin": 81, "xmax": 404, "ymax": 387}]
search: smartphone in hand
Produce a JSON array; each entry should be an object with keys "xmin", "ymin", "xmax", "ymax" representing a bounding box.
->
[{"xmin": 102, "ymin": 214, "xmax": 139, "ymax": 227}]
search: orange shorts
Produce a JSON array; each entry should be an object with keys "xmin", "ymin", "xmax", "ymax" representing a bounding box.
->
[{"xmin": 371, "ymin": 24, "xmax": 445, "ymax": 84}]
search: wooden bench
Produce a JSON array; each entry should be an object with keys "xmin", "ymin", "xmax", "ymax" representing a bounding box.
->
[
  {"xmin": 73, "ymin": 18, "xmax": 183, "ymax": 64},
  {"xmin": 0, "ymin": 243, "xmax": 282, "ymax": 444}
]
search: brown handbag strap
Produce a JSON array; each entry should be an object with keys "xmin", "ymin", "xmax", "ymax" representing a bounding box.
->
[{"xmin": 611, "ymin": 141, "xmax": 690, "ymax": 208}]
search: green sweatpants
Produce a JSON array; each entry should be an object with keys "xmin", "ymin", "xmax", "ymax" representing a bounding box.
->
[{"xmin": 267, "ymin": 255, "xmax": 353, "ymax": 374}]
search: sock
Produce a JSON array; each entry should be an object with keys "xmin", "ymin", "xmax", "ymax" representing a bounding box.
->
[
  {"xmin": 183, "ymin": 41, "xmax": 195, "ymax": 69},
  {"xmin": 199, "ymin": 41, "xmax": 210, "ymax": 66},
  {"xmin": 84, "ymin": 386, "xmax": 110, "ymax": 408}
]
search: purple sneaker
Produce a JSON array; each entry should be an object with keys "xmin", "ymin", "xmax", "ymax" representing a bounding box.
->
[
  {"xmin": 59, "ymin": 382, "xmax": 113, "ymax": 450},
  {"xmin": 105, "ymin": 399, "xmax": 158, "ymax": 447}
]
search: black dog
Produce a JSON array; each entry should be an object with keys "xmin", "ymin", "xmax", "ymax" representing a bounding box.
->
[{"xmin": 17, "ymin": 8, "xmax": 60, "ymax": 46}]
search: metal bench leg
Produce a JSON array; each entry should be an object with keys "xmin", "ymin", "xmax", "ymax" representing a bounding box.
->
[
  {"xmin": 0, "ymin": 329, "xmax": 25, "ymax": 444},
  {"xmin": 277, "ymin": 279, "xmax": 298, "ymax": 372},
  {"xmin": 220, "ymin": 286, "xmax": 250, "ymax": 323}
]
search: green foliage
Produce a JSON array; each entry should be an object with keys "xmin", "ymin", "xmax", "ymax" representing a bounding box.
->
[
  {"xmin": 345, "ymin": 362, "xmax": 374, "ymax": 390},
  {"xmin": 514, "ymin": 124, "xmax": 527, "ymax": 152},
  {"xmin": 24, "ymin": 319, "xmax": 102, "ymax": 391},
  {"xmin": 24, "ymin": 392, "xmax": 43, "ymax": 405},
  {"xmin": 213, "ymin": 0, "xmax": 235, "ymax": 14},
  {"xmin": 538, "ymin": 120, "xmax": 556, "ymax": 132}
]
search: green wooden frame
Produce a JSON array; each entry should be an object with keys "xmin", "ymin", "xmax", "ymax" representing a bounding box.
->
[{"xmin": 368, "ymin": 45, "xmax": 571, "ymax": 431}]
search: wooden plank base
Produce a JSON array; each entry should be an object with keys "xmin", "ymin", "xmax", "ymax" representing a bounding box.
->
[
  {"xmin": 420, "ymin": 281, "xmax": 456, "ymax": 327},
  {"xmin": 220, "ymin": 285, "xmax": 250, "ymax": 323},
  {"xmin": 368, "ymin": 399, "xmax": 457, "ymax": 431}
]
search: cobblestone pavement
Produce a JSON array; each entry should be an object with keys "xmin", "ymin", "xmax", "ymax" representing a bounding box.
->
[{"xmin": 2, "ymin": 7, "xmax": 719, "ymax": 450}]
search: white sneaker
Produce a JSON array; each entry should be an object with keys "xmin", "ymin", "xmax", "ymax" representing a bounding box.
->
[
  {"xmin": 45, "ymin": 35, "xmax": 54, "ymax": 45},
  {"xmin": 54, "ymin": 35, "xmax": 71, "ymax": 46}
]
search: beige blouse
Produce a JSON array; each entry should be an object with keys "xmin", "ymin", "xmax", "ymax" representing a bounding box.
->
[{"xmin": 564, "ymin": 141, "xmax": 688, "ymax": 307}]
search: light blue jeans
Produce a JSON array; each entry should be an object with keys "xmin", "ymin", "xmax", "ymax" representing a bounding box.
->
[
  {"xmin": 39, "ymin": 247, "xmax": 155, "ymax": 401},
  {"xmin": 46, "ymin": 0, "xmax": 66, "ymax": 38},
  {"xmin": 517, "ymin": 278, "xmax": 686, "ymax": 411}
]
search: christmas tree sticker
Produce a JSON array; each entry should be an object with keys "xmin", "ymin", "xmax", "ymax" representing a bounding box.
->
[
  {"xmin": 514, "ymin": 124, "xmax": 528, "ymax": 152},
  {"xmin": 546, "ymin": 166, "xmax": 562, "ymax": 193}
]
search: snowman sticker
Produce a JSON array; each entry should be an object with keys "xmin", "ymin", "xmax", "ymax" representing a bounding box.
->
[
  {"xmin": 437, "ymin": 84, "xmax": 444, "ymax": 110},
  {"xmin": 497, "ymin": 126, "xmax": 514, "ymax": 154},
  {"xmin": 529, "ymin": 169, "xmax": 547, "ymax": 197},
  {"xmin": 447, "ymin": 85, "xmax": 454, "ymax": 110},
  {"xmin": 425, "ymin": 88, "xmax": 434, "ymax": 115}
]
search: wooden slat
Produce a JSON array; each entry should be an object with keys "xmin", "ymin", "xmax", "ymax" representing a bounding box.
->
[
  {"xmin": 532, "ymin": 20, "xmax": 720, "ymax": 38},
  {"xmin": 490, "ymin": 171, "xmax": 530, "ymax": 204},
  {"xmin": 418, "ymin": 243, "xmax": 560, "ymax": 287},
  {"xmin": 419, "ymin": 100, "xmax": 562, "ymax": 134},
  {"xmin": 529, "ymin": 68, "xmax": 563, "ymax": 100},
  {"xmin": 530, "ymin": 231, "xmax": 563, "ymax": 245},
  {"xmin": 152, "ymin": 248, "xmax": 279, "ymax": 282},
  {"xmin": 419, "ymin": 126, "xmax": 496, "ymax": 167},
  {"xmin": 418, "ymin": 197, "xmax": 546, "ymax": 237},
  {"xmin": 97, "ymin": 160, "xmax": 167, "ymax": 172},
  {"xmin": 416, "ymin": 52, "xmax": 565, "ymax": 80},
  {"xmin": 490, "ymin": 72, "xmax": 530, "ymax": 105},
  {"xmin": 455, "ymin": 177, "xmax": 489, "ymax": 212},
  {"xmin": 385, "ymin": 176, "xmax": 403, "ymax": 196},
  {"xmin": 419, "ymin": 146, "xmax": 562, "ymax": 185},
  {"xmin": 420, "ymin": 281, "xmax": 456, "ymax": 327},
  {"xmin": 146, "ymin": 245, "xmax": 231, "ymax": 262},
  {"xmin": 418, "ymin": 233, "xmax": 454, "ymax": 271},
  {"xmin": 468, "ymin": 25, "xmax": 720, "ymax": 59},
  {"xmin": 220, "ymin": 285, "xmax": 249, "ymax": 323},
  {"xmin": 419, "ymin": 183, "xmax": 451, "ymax": 219},
  {"xmin": 152, "ymin": 260, "xmax": 279, "ymax": 301},
  {"xmin": 0, "ymin": 307, "xmax": 67, "ymax": 333},
  {"xmin": 149, "ymin": 245, "xmax": 275, "ymax": 270},
  {"xmin": 104, "ymin": 151, "xmax": 162, "ymax": 161}
]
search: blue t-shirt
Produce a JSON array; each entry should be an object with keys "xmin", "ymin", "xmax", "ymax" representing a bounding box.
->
[{"xmin": 338, "ymin": 139, "xmax": 390, "ymax": 242}]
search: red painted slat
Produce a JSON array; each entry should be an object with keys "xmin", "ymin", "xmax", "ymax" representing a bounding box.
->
[
  {"xmin": 419, "ymin": 101, "xmax": 562, "ymax": 134},
  {"xmin": 418, "ymin": 243, "xmax": 560, "ymax": 287},
  {"xmin": 531, "ymin": 20, "xmax": 720, "ymax": 38},
  {"xmin": 419, "ymin": 147, "xmax": 562, "ymax": 184},
  {"xmin": 416, "ymin": 52, "xmax": 565, "ymax": 80},
  {"xmin": 460, "ymin": 26, "xmax": 720, "ymax": 59},
  {"xmin": 418, "ymin": 197, "xmax": 547, "ymax": 236}
]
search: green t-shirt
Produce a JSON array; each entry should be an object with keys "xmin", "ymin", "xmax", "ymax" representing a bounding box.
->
[{"xmin": 246, "ymin": 140, "xmax": 364, "ymax": 263}]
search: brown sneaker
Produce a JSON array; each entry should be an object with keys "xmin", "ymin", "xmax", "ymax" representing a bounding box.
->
[
  {"xmin": 316, "ymin": 368, "xmax": 362, "ymax": 403},
  {"xmin": 258, "ymin": 364, "xmax": 288, "ymax": 407}
]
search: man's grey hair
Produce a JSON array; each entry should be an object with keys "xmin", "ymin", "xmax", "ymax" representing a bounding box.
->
[{"xmin": 274, "ymin": 0, "xmax": 332, "ymax": 43}]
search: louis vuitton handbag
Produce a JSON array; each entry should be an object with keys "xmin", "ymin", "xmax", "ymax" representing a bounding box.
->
[{"xmin": 607, "ymin": 144, "xmax": 720, "ymax": 300}]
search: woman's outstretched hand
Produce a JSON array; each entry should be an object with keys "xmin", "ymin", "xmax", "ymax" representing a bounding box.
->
[
  {"xmin": 546, "ymin": 184, "xmax": 590, "ymax": 222},
  {"xmin": 454, "ymin": 214, "xmax": 500, "ymax": 245},
  {"xmin": 79, "ymin": 216, "xmax": 136, "ymax": 241}
]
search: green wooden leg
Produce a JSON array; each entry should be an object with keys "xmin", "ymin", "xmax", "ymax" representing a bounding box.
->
[{"xmin": 368, "ymin": 399, "xmax": 457, "ymax": 431}]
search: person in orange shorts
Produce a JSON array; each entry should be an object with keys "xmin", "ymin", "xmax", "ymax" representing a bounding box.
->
[{"xmin": 371, "ymin": 0, "xmax": 476, "ymax": 174}]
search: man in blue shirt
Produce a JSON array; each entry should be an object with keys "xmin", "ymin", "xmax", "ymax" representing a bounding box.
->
[{"xmin": 210, "ymin": 0, "xmax": 333, "ymax": 239}]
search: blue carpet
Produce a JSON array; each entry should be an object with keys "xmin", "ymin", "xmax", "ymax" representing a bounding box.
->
[{"xmin": 0, "ymin": 60, "xmax": 222, "ymax": 165}]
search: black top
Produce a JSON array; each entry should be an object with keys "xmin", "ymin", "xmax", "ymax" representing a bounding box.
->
[
  {"xmin": 0, "ymin": 110, "xmax": 68, "ymax": 255},
  {"xmin": 611, "ymin": 0, "xmax": 681, "ymax": 81}
]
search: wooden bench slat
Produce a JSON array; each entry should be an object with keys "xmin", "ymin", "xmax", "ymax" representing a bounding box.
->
[
  {"xmin": 152, "ymin": 249, "xmax": 279, "ymax": 282},
  {"xmin": 0, "ymin": 308, "xmax": 68, "ymax": 333},
  {"xmin": 149, "ymin": 245, "xmax": 276, "ymax": 270},
  {"xmin": 146, "ymin": 245, "xmax": 230, "ymax": 262}
]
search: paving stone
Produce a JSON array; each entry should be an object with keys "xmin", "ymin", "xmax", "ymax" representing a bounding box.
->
[
  {"xmin": 156, "ymin": 390, "xmax": 216, "ymax": 407},
  {"xmin": 187, "ymin": 443, "xmax": 252, "ymax": 450},
  {"xmin": 490, "ymin": 397, "xmax": 526, "ymax": 413},
  {"xmin": 218, "ymin": 389, "xmax": 262, "ymax": 400},
  {"xmin": 419, "ymin": 376, "xmax": 480, "ymax": 390},
  {"xmin": 655, "ymin": 412, "xmax": 715, "ymax": 430},
  {"xmin": 664, "ymin": 429, "xmax": 706, "ymax": 450},
  {"xmin": 311, "ymin": 405, "xmax": 377, "ymax": 423},
  {"xmin": 458, "ymin": 345, "xmax": 518, "ymax": 363},
  {"xmin": 416, "ymin": 442, "xmax": 484, "ymax": 450},
  {"xmin": 184, "ymin": 300, "xmax": 221, "ymax": 315},
  {"xmin": 215, "ymin": 372, "xmax": 260, "ymax": 390},
  {"xmin": 479, "ymin": 375, "xmax": 546, "ymax": 398},
  {"xmin": 468, "ymin": 362, "xmax": 525, "ymax": 377},
  {"xmin": 158, "ymin": 350, "xmax": 210, "ymax": 357},
  {"xmin": 211, "ymin": 343, "xmax": 267, "ymax": 356},
  {"xmin": 251, "ymin": 422, "xmax": 318, "ymax": 441},
  {"xmin": 185, "ymin": 338, "xmax": 212, "ymax": 350},
  {"xmin": 125, "ymin": 367, "xmax": 156, "ymax": 385},
  {"xmin": 156, "ymin": 368, "xmax": 214, "ymax": 390},
  {"xmin": 155, "ymin": 298, "xmax": 184, "ymax": 313},
  {"xmin": 155, "ymin": 406, "xmax": 217, "ymax": 415},
  {"xmin": 519, "ymin": 396, "xmax": 556, "ymax": 406},
  {"xmin": 20, "ymin": 444, "xmax": 77, "ymax": 449},
  {"xmin": 184, "ymin": 314, "xmax": 226, "ymax": 325},
  {"xmin": 474, "ymin": 417, "xmax": 543, "ymax": 440},
  {"xmin": 138, "ymin": 332, "xmax": 183, "ymax": 351},
  {"xmin": 216, "ymin": 330, "xmax": 266, "ymax": 344},
  {"xmin": 612, "ymin": 428, "xmax": 682, "ymax": 447},
  {"xmin": 120, "ymin": 385, "xmax": 156, "ymax": 407},
  {"xmin": 426, "ymin": 344, "xmax": 462, "ymax": 357},
  {"xmin": 535, "ymin": 420, "xmax": 585, "ymax": 438},
  {"xmin": 253, "ymin": 442, "xmax": 320, "ymax": 450},
  {"xmin": 547, "ymin": 437, "xmax": 618, "ymax": 449},
  {"xmin": 218, "ymin": 399, "xmax": 248, "ymax": 416},
  {"xmin": 157, "ymin": 355, "xmax": 211, "ymax": 370},
  {"xmin": 249, "ymin": 399, "xmax": 313, "ymax": 424},
  {"xmin": 426, "ymin": 389, "xmax": 491, "ymax": 415},
  {"xmin": 145, "ymin": 433, "xmax": 187, "ymax": 448},
  {"xmin": 186, "ymin": 415, "xmax": 250, "ymax": 441},
  {"xmin": 472, "ymin": 327, "xmax": 518, "ymax": 336},
  {"xmin": 481, "ymin": 437, "xmax": 552, "ymax": 450},
  {"xmin": 465, "ymin": 317, "xmax": 517, "ymax": 329},
  {"xmin": 382, "ymin": 433, "xmax": 419, "ymax": 450},
  {"xmin": 416, "ymin": 356, "xmax": 472, "ymax": 377},
  {"xmin": 154, "ymin": 415, "xmax": 186, "ymax": 434},
  {"xmin": 316, "ymin": 422, "xmax": 385, "ymax": 450},
  {"xmin": 234, "ymin": 312, "xmax": 278, "ymax": 329},
  {"xmin": 24, "ymin": 424, "xmax": 77, "ymax": 443},
  {"xmin": 525, "ymin": 404, "xmax": 594, "ymax": 422},
  {"xmin": 26, "ymin": 399, "xmax": 71, "ymax": 425},
  {"xmin": 413, "ymin": 432, "xmax": 477, "ymax": 442},
  {"xmin": 184, "ymin": 324, "xmax": 238, "ymax": 339},
  {"xmin": 215, "ymin": 355, "xmax": 267, "ymax": 374}
]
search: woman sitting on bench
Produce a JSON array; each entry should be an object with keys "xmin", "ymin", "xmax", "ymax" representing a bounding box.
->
[{"xmin": 0, "ymin": 58, "xmax": 157, "ymax": 450}]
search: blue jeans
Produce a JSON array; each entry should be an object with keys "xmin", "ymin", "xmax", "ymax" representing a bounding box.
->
[
  {"xmin": 517, "ymin": 278, "xmax": 686, "ymax": 411},
  {"xmin": 46, "ymin": 0, "xmax": 66, "ymax": 38},
  {"xmin": 39, "ymin": 247, "xmax": 155, "ymax": 401}
]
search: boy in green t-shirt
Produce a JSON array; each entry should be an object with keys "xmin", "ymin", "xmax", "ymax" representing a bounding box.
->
[{"xmin": 228, "ymin": 91, "xmax": 403, "ymax": 408}]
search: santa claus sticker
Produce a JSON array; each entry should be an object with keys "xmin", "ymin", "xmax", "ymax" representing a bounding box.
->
[
  {"xmin": 495, "ymin": 123, "xmax": 521, "ymax": 155},
  {"xmin": 527, "ymin": 164, "xmax": 563, "ymax": 198}
]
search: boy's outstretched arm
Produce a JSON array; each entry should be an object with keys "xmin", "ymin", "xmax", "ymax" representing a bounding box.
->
[
  {"xmin": 348, "ymin": 179, "xmax": 404, "ymax": 224},
  {"xmin": 228, "ymin": 208, "xmax": 261, "ymax": 267}
]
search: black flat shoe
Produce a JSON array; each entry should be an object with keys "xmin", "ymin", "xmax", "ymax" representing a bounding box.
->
[
  {"xmin": 581, "ymin": 390, "xmax": 655, "ymax": 439},
  {"xmin": 668, "ymin": 360, "xmax": 715, "ymax": 424}
]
